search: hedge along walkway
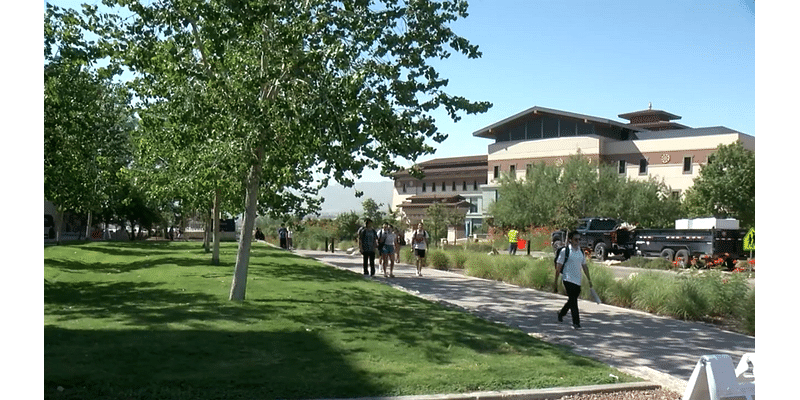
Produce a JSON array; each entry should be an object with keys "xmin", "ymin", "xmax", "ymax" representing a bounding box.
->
[{"xmin": 294, "ymin": 249, "xmax": 755, "ymax": 394}]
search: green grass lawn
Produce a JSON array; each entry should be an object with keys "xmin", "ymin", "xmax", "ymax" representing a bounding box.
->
[{"xmin": 45, "ymin": 241, "xmax": 635, "ymax": 400}]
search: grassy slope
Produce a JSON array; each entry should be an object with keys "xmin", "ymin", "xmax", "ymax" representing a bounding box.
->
[{"xmin": 45, "ymin": 241, "xmax": 634, "ymax": 400}]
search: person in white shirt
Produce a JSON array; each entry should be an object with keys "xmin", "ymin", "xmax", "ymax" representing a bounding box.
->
[
  {"xmin": 411, "ymin": 222, "xmax": 430, "ymax": 277},
  {"xmin": 555, "ymin": 230, "xmax": 593, "ymax": 329},
  {"xmin": 378, "ymin": 223, "xmax": 398, "ymax": 278}
]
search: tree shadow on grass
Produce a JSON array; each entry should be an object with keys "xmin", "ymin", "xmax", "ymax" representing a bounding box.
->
[
  {"xmin": 50, "ymin": 241, "xmax": 184, "ymax": 258},
  {"xmin": 44, "ymin": 280, "xmax": 274, "ymax": 328},
  {"xmin": 250, "ymin": 284, "xmax": 586, "ymax": 367},
  {"xmin": 45, "ymin": 255, "xmax": 217, "ymax": 274},
  {"xmin": 250, "ymin": 259, "xmax": 367, "ymax": 284},
  {"xmin": 44, "ymin": 326, "xmax": 384, "ymax": 400}
]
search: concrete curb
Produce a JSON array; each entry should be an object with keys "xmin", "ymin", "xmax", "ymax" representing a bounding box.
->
[{"xmin": 312, "ymin": 382, "xmax": 662, "ymax": 400}]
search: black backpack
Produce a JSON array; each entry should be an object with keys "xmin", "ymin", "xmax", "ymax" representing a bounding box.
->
[{"xmin": 554, "ymin": 245, "xmax": 571, "ymax": 271}]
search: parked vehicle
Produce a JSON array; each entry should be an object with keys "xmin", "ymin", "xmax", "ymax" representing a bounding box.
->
[
  {"xmin": 552, "ymin": 217, "xmax": 748, "ymax": 266},
  {"xmin": 551, "ymin": 217, "xmax": 635, "ymax": 261},
  {"xmin": 634, "ymin": 227, "xmax": 746, "ymax": 266}
]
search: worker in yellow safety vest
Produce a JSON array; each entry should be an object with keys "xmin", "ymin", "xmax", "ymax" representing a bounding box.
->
[{"xmin": 508, "ymin": 228, "xmax": 519, "ymax": 255}]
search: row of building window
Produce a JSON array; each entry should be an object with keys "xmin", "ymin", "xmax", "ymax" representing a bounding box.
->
[
  {"xmin": 491, "ymin": 156, "xmax": 695, "ymax": 179},
  {"xmin": 618, "ymin": 156, "xmax": 694, "ymax": 175},
  {"xmin": 401, "ymin": 180, "xmax": 481, "ymax": 193},
  {"xmin": 494, "ymin": 116, "xmax": 630, "ymax": 143}
]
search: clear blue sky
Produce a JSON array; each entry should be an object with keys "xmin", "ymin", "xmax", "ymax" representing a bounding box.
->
[
  {"xmin": 363, "ymin": 0, "xmax": 756, "ymax": 182},
  {"xmin": 40, "ymin": 0, "xmax": 755, "ymax": 183}
]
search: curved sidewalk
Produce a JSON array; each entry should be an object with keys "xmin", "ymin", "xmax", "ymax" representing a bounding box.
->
[{"xmin": 293, "ymin": 249, "xmax": 754, "ymax": 394}]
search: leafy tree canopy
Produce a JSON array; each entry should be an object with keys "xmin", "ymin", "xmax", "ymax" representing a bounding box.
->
[
  {"xmin": 489, "ymin": 153, "xmax": 682, "ymax": 230},
  {"xmin": 52, "ymin": 0, "xmax": 491, "ymax": 300},
  {"xmin": 682, "ymin": 141, "xmax": 755, "ymax": 228}
]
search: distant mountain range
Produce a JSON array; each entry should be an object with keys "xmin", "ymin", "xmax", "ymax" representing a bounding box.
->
[{"xmin": 314, "ymin": 181, "xmax": 394, "ymax": 218}]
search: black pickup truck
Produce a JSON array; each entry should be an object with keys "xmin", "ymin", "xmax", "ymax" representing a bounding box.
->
[{"xmin": 551, "ymin": 217, "xmax": 635, "ymax": 261}]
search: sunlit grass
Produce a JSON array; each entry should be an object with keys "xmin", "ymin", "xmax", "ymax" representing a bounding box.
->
[{"xmin": 45, "ymin": 241, "xmax": 632, "ymax": 400}]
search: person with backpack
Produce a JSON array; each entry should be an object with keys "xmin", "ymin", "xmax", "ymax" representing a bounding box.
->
[
  {"xmin": 277, "ymin": 224, "xmax": 288, "ymax": 249},
  {"xmin": 357, "ymin": 219, "xmax": 379, "ymax": 276},
  {"xmin": 378, "ymin": 223, "xmax": 398, "ymax": 278},
  {"xmin": 552, "ymin": 232, "xmax": 565, "ymax": 293},
  {"xmin": 555, "ymin": 230, "xmax": 593, "ymax": 330},
  {"xmin": 411, "ymin": 222, "xmax": 430, "ymax": 277},
  {"xmin": 395, "ymin": 227, "xmax": 405, "ymax": 264}
]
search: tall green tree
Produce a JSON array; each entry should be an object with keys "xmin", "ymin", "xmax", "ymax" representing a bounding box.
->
[
  {"xmin": 335, "ymin": 211, "xmax": 361, "ymax": 241},
  {"xmin": 361, "ymin": 198, "xmax": 385, "ymax": 225},
  {"xmin": 67, "ymin": 0, "xmax": 490, "ymax": 300},
  {"xmin": 682, "ymin": 141, "xmax": 755, "ymax": 228},
  {"xmin": 424, "ymin": 201, "xmax": 465, "ymax": 243},
  {"xmin": 44, "ymin": 9, "xmax": 135, "ymax": 242},
  {"xmin": 489, "ymin": 154, "xmax": 682, "ymax": 230}
]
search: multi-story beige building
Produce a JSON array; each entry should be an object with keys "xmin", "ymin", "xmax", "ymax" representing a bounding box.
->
[
  {"xmin": 392, "ymin": 155, "xmax": 488, "ymax": 239},
  {"xmin": 392, "ymin": 105, "xmax": 754, "ymax": 238}
]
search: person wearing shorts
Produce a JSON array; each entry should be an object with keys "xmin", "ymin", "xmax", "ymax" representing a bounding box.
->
[
  {"xmin": 411, "ymin": 222, "xmax": 430, "ymax": 277},
  {"xmin": 394, "ymin": 229, "xmax": 404, "ymax": 264},
  {"xmin": 379, "ymin": 224, "xmax": 398, "ymax": 277}
]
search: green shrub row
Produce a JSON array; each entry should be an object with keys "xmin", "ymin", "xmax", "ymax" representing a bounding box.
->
[
  {"xmin": 286, "ymin": 235, "xmax": 755, "ymax": 335},
  {"xmin": 422, "ymin": 250, "xmax": 756, "ymax": 335}
]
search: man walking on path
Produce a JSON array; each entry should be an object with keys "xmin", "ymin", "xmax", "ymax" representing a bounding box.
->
[
  {"xmin": 293, "ymin": 247, "xmax": 754, "ymax": 390},
  {"xmin": 411, "ymin": 222, "xmax": 430, "ymax": 276},
  {"xmin": 278, "ymin": 224, "xmax": 288, "ymax": 249},
  {"xmin": 555, "ymin": 230, "xmax": 593, "ymax": 329},
  {"xmin": 357, "ymin": 219, "xmax": 379, "ymax": 276},
  {"xmin": 508, "ymin": 227, "xmax": 519, "ymax": 255}
]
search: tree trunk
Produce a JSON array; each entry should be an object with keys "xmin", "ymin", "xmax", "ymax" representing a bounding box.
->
[
  {"xmin": 85, "ymin": 210, "xmax": 93, "ymax": 240},
  {"xmin": 229, "ymin": 146, "xmax": 264, "ymax": 301},
  {"xmin": 203, "ymin": 214, "xmax": 211, "ymax": 252},
  {"xmin": 212, "ymin": 186, "xmax": 221, "ymax": 265},
  {"xmin": 55, "ymin": 207, "xmax": 65, "ymax": 245}
]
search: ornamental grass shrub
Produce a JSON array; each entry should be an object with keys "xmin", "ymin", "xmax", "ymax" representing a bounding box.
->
[
  {"xmin": 464, "ymin": 253, "xmax": 494, "ymax": 280},
  {"xmin": 697, "ymin": 270, "xmax": 749, "ymax": 317},
  {"xmin": 739, "ymin": 290, "xmax": 755, "ymax": 335},
  {"xmin": 630, "ymin": 272, "xmax": 674, "ymax": 314},
  {"xmin": 428, "ymin": 249, "xmax": 450, "ymax": 270},
  {"xmin": 584, "ymin": 264, "xmax": 616, "ymax": 302},
  {"xmin": 515, "ymin": 259, "xmax": 555, "ymax": 291},
  {"xmin": 606, "ymin": 276, "xmax": 638, "ymax": 308},
  {"xmin": 448, "ymin": 250, "xmax": 469, "ymax": 269},
  {"xmin": 401, "ymin": 247, "xmax": 416, "ymax": 264},
  {"xmin": 664, "ymin": 276, "xmax": 711, "ymax": 320},
  {"xmin": 442, "ymin": 247, "xmax": 755, "ymax": 335},
  {"xmin": 491, "ymin": 256, "xmax": 529, "ymax": 283},
  {"xmin": 620, "ymin": 256, "xmax": 674, "ymax": 270}
]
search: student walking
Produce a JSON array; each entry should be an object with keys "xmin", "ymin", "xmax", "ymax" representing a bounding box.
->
[
  {"xmin": 555, "ymin": 231, "xmax": 593, "ymax": 329},
  {"xmin": 278, "ymin": 224, "xmax": 288, "ymax": 249},
  {"xmin": 379, "ymin": 224, "xmax": 398, "ymax": 277},
  {"xmin": 411, "ymin": 222, "xmax": 430, "ymax": 277},
  {"xmin": 357, "ymin": 219, "xmax": 379, "ymax": 276},
  {"xmin": 395, "ymin": 229, "xmax": 405, "ymax": 264}
]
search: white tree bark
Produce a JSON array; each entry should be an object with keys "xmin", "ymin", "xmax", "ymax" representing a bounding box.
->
[
  {"xmin": 229, "ymin": 147, "xmax": 264, "ymax": 301},
  {"xmin": 85, "ymin": 210, "xmax": 93, "ymax": 240},
  {"xmin": 212, "ymin": 186, "xmax": 221, "ymax": 265}
]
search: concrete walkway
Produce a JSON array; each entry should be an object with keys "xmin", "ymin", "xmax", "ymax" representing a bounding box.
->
[{"xmin": 293, "ymin": 249, "xmax": 755, "ymax": 394}]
